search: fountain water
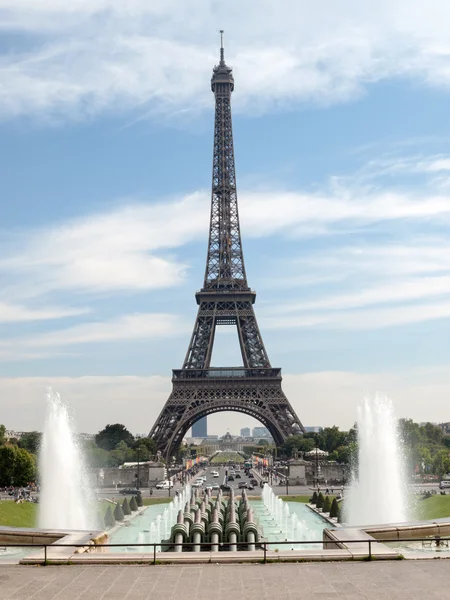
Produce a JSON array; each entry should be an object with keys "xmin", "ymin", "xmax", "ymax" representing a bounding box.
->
[
  {"xmin": 346, "ymin": 393, "xmax": 409, "ymax": 526},
  {"xmin": 261, "ymin": 484, "xmax": 317, "ymax": 545},
  {"xmin": 38, "ymin": 388, "xmax": 96, "ymax": 530}
]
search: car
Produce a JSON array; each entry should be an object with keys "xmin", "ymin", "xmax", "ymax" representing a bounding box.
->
[
  {"xmin": 250, "ymin": 478, "xmax": 258, "ymax": 486},
  {"xmin": 155, "ymin": 480, "xmax": 174, "ymax": 490},
  {"xmin": 120, "ymin": 488, "xmax": 140, "ymax": 495},
  {"xmin": 192, "ymin": 481, "xmax": 202, "ymax": 488},
  {"xmin": 235, "ymin": 473, "xmax": 241, "ymax": 479},
  {"xmin": 206, "ymin": 484, "xmax": 220, "ymax": 491},
  {"xmin": 220, "ymin": 484, "xmax": 231, "ymax": 491},
  {"xmin": 228, "ymin": 475, "xmax": 234, "ymax": 481},
  {"xmin": 440, "ymin": 481, "xmax": 450, "ymax": 489},
  {"xmin": 238, "ymin": 482, "xmax": 248, "ymax": 489},
  {"xmin": 213, "ymin": 472, "xmax": 219, "ymax": 478},
  {"xmin": 248, "ymin": 484, "xmax": 254, "ymax": 490}
]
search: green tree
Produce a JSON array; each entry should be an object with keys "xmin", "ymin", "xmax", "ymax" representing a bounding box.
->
[
  {"xmin": 322, "ymin": 496, "xmax": 331, "ymax": 513},
  {"xmin": 122, "ymin": 497, "xmax": 131, "ymax": 516},
  {"xmin": 0, "ymin": 445, "xmax": 36, "ymax": 486},
  {"xmin": 316, "ymin": 492, "xmax": 324, "ymax": 509},
  {"xmin": 0, "ymin": 424, "xmax": 6, "ymax": 445},
  {"xmin": 423, "ymin": 422, "xmax": 443, "ymax": 445},
  {"xmin": 258, "ymin": 439, "xmax": 269, "ymax": 446},
  {"xmin": 18, "ymin": 431, "xmax": 41, "ymax": 455},
  {"xmin": 432, "ymin": 449, "xmax": 450, "ymax": 478},
  {"xmin": 311, "ymin": 491, "xmax": 318, "ymax": 505},
  {"xmin": 129, "ymin": 496, "xmax": 138, "ymax": 512},
  {"xmin": 281, "ymin": 435, "xmax": 315, "ymax": 457},
  {"xmin": 136, "ymin": 492, "xmax": 143, "ymax": 507},
  {"xmin": 104, "ymin": 505, "xmax": 115, "ymax": 528},
  {"xmin": 114, "ymin": 502, "xmax": 125, "ymax": 522},
  {"xmin": 329, "ymin": 498, "xmax": 339, "ymax": 518},
  {"xmin": 108, "ymin": 440, "xmax": 135, "ymax": 467},
  {"xmin": 95, "ymin": 424, "xmax": 134, "ymax": 451}
]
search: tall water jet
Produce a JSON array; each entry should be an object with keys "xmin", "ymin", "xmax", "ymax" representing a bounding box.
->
[
  {"xmin": 38, "ymin": 389, "xmax": 96, "ymax": 530},
  {"xmin": 346, "ymin": 393, "xmax": 409, "ymax": 526}
]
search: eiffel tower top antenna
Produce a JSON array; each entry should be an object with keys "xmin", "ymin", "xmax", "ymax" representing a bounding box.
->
[{"xmin": 220, "ymin": 29, "xmax": 225, "ymax": 65}]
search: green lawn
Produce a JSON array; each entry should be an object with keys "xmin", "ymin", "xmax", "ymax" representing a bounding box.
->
[
  {"xmin": 415, "ymin": 495, "xmax": 450, "ymax": 520},
  {"xmin": 0, "ymin": 501, "xmax": 37, "ymax": 528},
  {"xmin": 210, "ymin": 452, "xmax": 244, "ymax": 464}
]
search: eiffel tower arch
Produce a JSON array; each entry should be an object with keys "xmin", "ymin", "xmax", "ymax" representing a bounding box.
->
[{"xmin": 149, "ymin": 33, "xmax": 305, "ymax": 457}]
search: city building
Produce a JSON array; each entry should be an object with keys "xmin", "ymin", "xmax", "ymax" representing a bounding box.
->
[
  {"xmin": 240, "ymin": 427, "xmax": 250, "ymax": 437},
  {"xmin": 252, "ymin": 426, "xmax": 270, "ymax": 438},
  {"xmin": 192, "ymin": 417, "xmax": 207, "ymax": 437}
]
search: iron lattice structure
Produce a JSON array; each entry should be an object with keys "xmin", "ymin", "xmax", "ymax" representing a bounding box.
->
[{"xmin": 150, "ymin": 34, "xmax": 305, "ymax": 457}]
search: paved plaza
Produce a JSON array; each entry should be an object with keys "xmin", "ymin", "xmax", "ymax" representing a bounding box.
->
[{"xmin": 0, "ymin": 561, "xmax": 449, "ymax": 600}]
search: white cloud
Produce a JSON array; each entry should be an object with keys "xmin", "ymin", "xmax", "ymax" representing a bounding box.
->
[
  {"xmin": 0, "ymin": 302, "xmax": 89, "ymax": 323},
  {"xmin": 1, "ymin": 366, "xmax": 449, "ymax": 433},
  {"xmin": 3, "ymin": 1, "xmax": 450, "ymax": 119},
  {"xmin": 2, "ymin": 156, "xmax": 450, "ymax": 332},
  {"xmin": 0, "ymin": 312, "xmax": 186, "ymax": 360}
]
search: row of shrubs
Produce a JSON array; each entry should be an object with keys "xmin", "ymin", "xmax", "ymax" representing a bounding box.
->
[
  {"xmin": 104, "ymin": 494, "xmax": 143, "ymax": 528},
  {"xmin": 310, "ymin": 491, "xmax": 341, "ymax": 520}
]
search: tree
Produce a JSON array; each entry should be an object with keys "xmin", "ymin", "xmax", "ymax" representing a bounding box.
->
[
  {"xmin": 108, "ymin": 440, "xmax": 135, "ymax": 467},
  {"xmin": 432, "ymin": 449, "xmax": 450, "ymax": 479},
  {"xmin": 0, "ymin": 445, "xmax": 36, "ymax": 486},
  {"xmin": 122, "ymin": 497, "xmax": 131, "ymax": 516},
  {"xmin": 258, "ymin": 439, "xmax": 269, "ymax": 446},
  {"xmin": 311, "ymin": 491, "xmax": 318, "ymax": 505},
  {"xmin": 329, "ymin": 498, "xmax": 339, "ymax": 518},
  {"xmin": 280, "ymin": 435, "xmax": 315, "ymax": 458},
  {"xmin": 0, "ymin": 424, "xmax": 6, "ymax": 445},
  {"xmin": 95, "ymin": 424, "xmax": 134, "ymax": 451},
  {"xmin": 18, "ymin": 432, "xmax": 41, "ymax": 455},
  {"xmin": 316, "ymin": 492, "xmax": 324, "ymax": 509},
  {"xmin": 129, "ymin": 496, "xmax": 138, "ymax": 512},
  {"xmin": 136, "ymin": 492, "xmax": 143, "ymax": 507},
  {"xmin": 423, "ymin": 422, "xmax": 443, "ymax": 445},
  {"xmin": 114, "ymin": 502, "xmax": 125, "ymax": 522},
  {"xmin": 322, "ymin": 496, "xmax": 331, "ymax": 513},
  {"xmin": 104, "ymin": 505, "xmax": 115, "ymax": 528}
]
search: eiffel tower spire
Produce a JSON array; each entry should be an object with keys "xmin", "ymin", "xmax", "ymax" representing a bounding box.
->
[{"xmin": 149, "ymin": 34, "xmax": 305, "ymax": 457}]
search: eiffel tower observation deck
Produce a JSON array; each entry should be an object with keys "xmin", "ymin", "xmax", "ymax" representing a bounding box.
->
[{"xmin": 149, "ymin": 33, "xmax": 305, "ymax": 457}]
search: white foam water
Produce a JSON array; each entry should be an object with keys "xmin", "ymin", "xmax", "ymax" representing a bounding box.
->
[
  {"xmin": 346, "ymin": 393, "xmax": 409, "ymax": 526},
  {"xmin": 38, "ymin": 389, "xmax": 96, "ymax": 530}
]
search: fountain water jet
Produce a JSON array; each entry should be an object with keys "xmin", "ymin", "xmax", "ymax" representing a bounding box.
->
[
  {"xmin": 38, "ymin": 389, "xmax": 96, "ymax": 530},
  {"xmin": 346, "ymin": 393, "xmax": 409, "ymax": 526}
]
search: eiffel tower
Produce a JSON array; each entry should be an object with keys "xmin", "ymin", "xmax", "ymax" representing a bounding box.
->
[{"xmin": 150, "ymin": 32, "xmax": 305, "ymax": 457}]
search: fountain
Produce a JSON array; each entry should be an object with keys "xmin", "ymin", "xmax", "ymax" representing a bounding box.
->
[
  {"xmin": 345, "ymin": 393, "xmax": 409, "ymax": 526},
  {"xmin": 38, "ymin": 388, "xmax": 97, "ymax": 530}
]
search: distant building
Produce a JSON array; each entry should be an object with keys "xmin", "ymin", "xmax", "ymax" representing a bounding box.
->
[
  {"xmin": 252, "ymin": 426, "xmax": 270, "ymax": 438},
  {"xmin": 304, "ymin": 426, "xmax": 323, "ymax": 433},
  {"xmin": 440, "ymin": 423, "xmax": 450, "ymax": 435},
  {"xmin": 192, "ymin": 417, "xmax": 207, "ymax": 438},
  {"xmin": 240, "ymin": 427, "xmax": 251, "ymax": 437}
]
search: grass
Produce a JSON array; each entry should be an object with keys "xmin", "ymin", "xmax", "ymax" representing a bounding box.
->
[
  {"xmin": 210, "ymin": 452, "xmax": 244, "ymax": 464},
  {"xmin": 415, "ymin": 495, "xmax": 450, "ymax": 520},
  {"xmin": 279, "ymin": 495, "xmax": 311, "ymax": 503},
  {"xmin": 0, "ymin": 501, "xmax": 37, "ymax": 528}
]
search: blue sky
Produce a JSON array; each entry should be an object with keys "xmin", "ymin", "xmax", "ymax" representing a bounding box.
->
[{"xmin": 1, "ymin": 0, "xmax": 450, "ymax": 435}]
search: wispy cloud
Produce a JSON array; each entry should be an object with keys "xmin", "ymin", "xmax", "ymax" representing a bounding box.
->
[
  {"xmin": 0, "ymin": 312, "xmax": 187, "ymax": 361},
  {"xmin": 3, "ymin": 1, "xmax": 450, "ymax": 120}
]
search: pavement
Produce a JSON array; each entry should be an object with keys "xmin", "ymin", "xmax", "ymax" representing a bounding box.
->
[{"xmin": 1, "ymin": 561, "xmax": 450, "ymax": 599}]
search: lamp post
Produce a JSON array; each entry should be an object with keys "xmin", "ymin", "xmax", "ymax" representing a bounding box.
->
[{"xmin": 285, "ymin": 463, "xmax": 289, "ymax": 496}]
